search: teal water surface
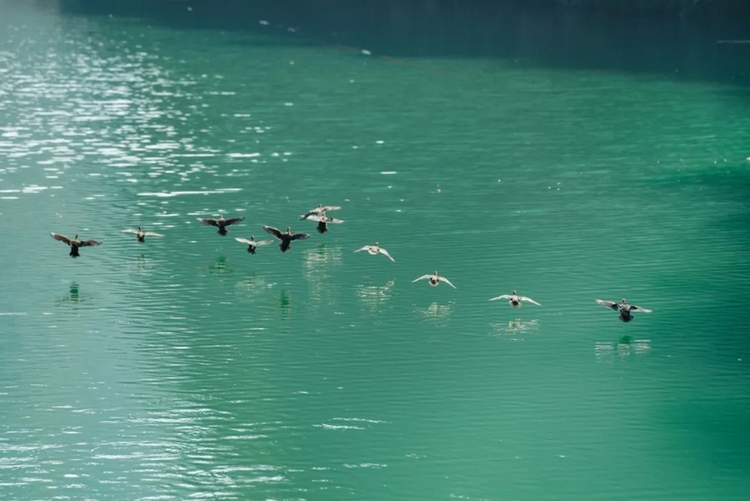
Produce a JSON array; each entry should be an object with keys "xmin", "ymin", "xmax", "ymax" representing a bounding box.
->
[{"xmin": 1, "ymin": 2, "xmax": 750, "ymax": 500}]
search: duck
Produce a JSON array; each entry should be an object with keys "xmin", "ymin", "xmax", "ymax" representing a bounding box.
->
[
  {"xmin": 489, "ymin": 290, "xmax": 541, "ymax": 308},
  {"xmin": 50, "ymin": 232, "xmax": 101, "ymax": 258},
  {"xmin": 234, "ymin": 235, "xmax": 274, "ymax": 254},
  {"xmin": 303, "ymin": 211, "xmax": 344, "ymax": 234},
  {"xmin": 412, "ymin": 271, "xmax": 456, "ymax": 289},
  {"xmin": 121, "ymin": 226, "xmax": 164, "ymax": 243},
  {"xmin": 595, "ymin": 298, "xmax": 652, "ymax": 323},
  {"xmin": 354, "ymin": 242, "xmax": 395, "ymax": 262},
  {"xmin": 300, "ymin": 204, "xmax": 341, "ymax": 220},
  {"xmin": 262, "ymin": 225, "xmax": 311, "ymax": 252},
  {"xmin": 197, "ymin": 215, "xmax": 245, "ymax": 236}
]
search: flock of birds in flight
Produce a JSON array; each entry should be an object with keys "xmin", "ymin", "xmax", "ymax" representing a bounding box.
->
[{"xmin": 49, "ymin": 203, "xmax": 653, "ymax": 323}]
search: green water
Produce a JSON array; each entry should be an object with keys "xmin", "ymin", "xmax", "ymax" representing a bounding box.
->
[{"xmin": 1, "ymin": 2, "xmax": 750, "ymax": 500}]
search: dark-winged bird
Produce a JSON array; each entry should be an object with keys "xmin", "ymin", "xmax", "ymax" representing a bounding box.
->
[
  {"xmin": 595, "ymin": 298, "xmax": 652, "ymax": 322},
  {"xmin": 50, "ymin": 232, "xmax": 101, "ymax": 258},
  {"xmin": 262, "ymin": 225, "xmax": 311, "ymax": 252},
  {"xmin": 197, "ymin": 215, "xmax": 244, "ymax": 236}
]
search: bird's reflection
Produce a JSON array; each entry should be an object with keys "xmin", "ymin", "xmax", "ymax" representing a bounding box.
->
[
  {"xmin": 234, "ymin": 273, "xmax": 269, "ymax": 303},
  {"xmin": 357, "ymin": 279, "xmax": 395, "ymax": 311},
  {"xmin": 304, "ymin": 245, "xmax": 342, "ymax": 301},
  {"xmin": 130, "ymin": 253, "xmax": 157, "ymax": 275},
  {"xmin": 304, "ymin": 244, "xmax": 343, "ymax": 269},
  {"xmin": 279, "ymin": 289, "xmax": 292, "ymax": 319},
  {"xmin": 595, "ymin": 335, "xmax": 652, "ymax": 361},
  {"xmin": 415, "ymin": 301, "xmax": 454, "ymax": 325},
  {"xmin": 207, "ymin": 255, "xmax": 232, "ymax": 275},
  {"xmin": 55, "ymin": 282, "xmax": 84, "ymax": 308},
  {"xmin": 490, "ymin": 318, "xmax": 539, "ymax": 340}
]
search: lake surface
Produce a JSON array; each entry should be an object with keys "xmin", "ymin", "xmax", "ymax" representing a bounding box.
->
[{"xmin": 1, "ymin": 1, "xmax": 749, "ymax": 499}]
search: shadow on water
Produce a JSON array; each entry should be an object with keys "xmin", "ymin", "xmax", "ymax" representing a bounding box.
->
[{"xmin": 50, "ymin": 0, "xmax": 750, "ymax": 88}]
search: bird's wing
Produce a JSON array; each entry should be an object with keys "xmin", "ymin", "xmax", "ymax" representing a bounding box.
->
[
  {"xmin": 263, "ymin": 225, "xmax": 283, "ymax": 239},
  {"xmin": 354, "ymin": 246, "xmax": 370, "ymax": 253},
  {"xmin": 121, "ymin": 229, "xmax": 139, "ymax": 234},
  {"xmin": 322, "ymin": 206, "xmax": 341, "ymax": 211},
  {"xmin": 50, "ymin": 232, "xmax": 72, "ymax": 245},
  {"xmin": 255, "ymin": 239, "xmax": 274, "ymax": 246},
  {"xmin": 291, "ymin": 232, "xmax": 311, "ymax": 240},
  {"xmin": 143, "ymin": 232, "xmax": 163, "ymax": 237},
  {"xmin": 489, "ymin": 294, "xmax": 512, "ymax": 301},
  {"xmin": 595, "ymin": 299, "xmax": 618, "ymax": 311},
  {"xmin": 438, "ymin": 276, "xmax": 457, "ymax": 289},
  {"xmin": 520, "ymin": 296, "xmax": 541, "ymax": 306},
  {"xmin": 299, "ymin": 211, "xmax": 315, "ymax": 220},
  {"xmin": 304, "ymin": 214, "xmax": 325, "ymax": 222},
  {"xmin": 378, "ymin": 248, "xmax": 395, "ymax": 262},
  {"xmin": 412, "ymin": 275, "xmax": 431, "ymax": 283},
  {"xmin": 325, "ymin": 217, "xmax": 344, "ymax": 224},
  {"xmin": 223, "ymin": 217, "xmax": 244, "ymax": 226},
  {"xmin": 631, "ymin": 305, "xmax": 652, "ymax": 313},
  {"xmin": 79, "ymin": 239, "xmax": 101, "ymax": 247},
  {"xmin": 235, "ymin": 237, "xmax": 253, "ymax": 245},
  {"xmin": 197, "ymin": 218, "xmax": 219, "ymax": 227}
]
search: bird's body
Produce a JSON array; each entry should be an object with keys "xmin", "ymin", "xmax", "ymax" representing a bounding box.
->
[
  {"xmin": 263, "ymin": 225, "xmax": 311, "ymax": 252},
  {"xmin": 197, "ymin": 215, "xmax": 244, "ymax": 236},
  {"xmin": 300, "ymin": 204, "xmax": 341, "ymax": 220},
  {"xmin": 412, "ymin": 271, "xmax": 456, "ymax": 289},
  {"xmin": 121, "ymin": 226, "xmax": 163, "ymax": 243},
  {"xmin": 303, "ymin": 212, "xmax": 344, "ymax": 234},
  {"xmin": 354, "ymin": 242, "xmax": 395, "ymax": 262},
  {"xmin": 489, "ymin": 290, "xmax": 541, "ymax": 308},
  {"xmin": 234, "ymin": 236, "xmax": 274, "ymax": 254},
  {"xmin": 50, "ymin": 232, "xmax": 101, "ymax": 258},
  {"xmin": 596, "ymin": 298, "xmax": 652, "ymax": 322}
]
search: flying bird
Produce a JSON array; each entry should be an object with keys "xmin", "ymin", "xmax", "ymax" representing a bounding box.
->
[
  {"xmin": 299, "ymin": 204, "xmax": 341, "ymax": 220},
  {"xmin": 354, "ymin": 242, "xmax": 395, "ymax": 262},
  {"xmin": 121, "ymin": 226, "xmax": 163, "ymax": 243},
  {"xmin": 303, "ymin": 212, "xmax": 344, "ymax": 234},
  {"xmin": 595, "ymin": 298, "xmax": 652, "ymax": 323},
  {"xmin": 262, "ymin": 225, "xmax": 311, "ymax": 252},
  {"xmin": 197, "ymin": 215, "xmax": 245, "ymax": 236},
  {"xmin": 489, "ymin": 290, "xmax": 541, "ymax": 308},
  {"xmin": 50, "ymin": 232, "xmax": 101, "ymax": 258},
  {"xmin": 234, "ymin": 236, "xmax": 274, "ymax": 254},
  {"xmin": 412, "ymin": 271, "xmax": 456, "ymax": 289}
]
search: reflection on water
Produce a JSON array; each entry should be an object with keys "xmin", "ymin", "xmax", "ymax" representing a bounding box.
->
[
  {"xmin": 304, "ymin": 244, "xmax": 343, "ymax": 301},
  {"xmin": 490, "ymin": 318, "xmax": 539, "ymax": 340},
  {"xmin": 304, "ymin": 244, "xmax": 343, "ymax": 270},
  {"xmin": 234, "ymin": 273, "xmax": 270, "ymax": 303},
  {"xmin": 595, "ymin": 335, "xmax": 652, "ymax": 361},
  {"xmin": 55, "ymin": 281, "xmax": 84, "ymax": 307},
  {"xmin": 278, "ymin": 289, "xmax": 292, "ymax": 319},
  {"xmin": 415, "ymin": 301, "xmax": 454, "ymax": 325},
  {"xmin": 206, "ymin": 255, "xmax": 232, "ymax": 275},
  {"xmin": 356, "ymin": 279, "xmax": 395, "ymax": 311}
]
